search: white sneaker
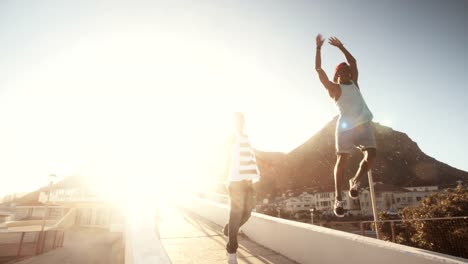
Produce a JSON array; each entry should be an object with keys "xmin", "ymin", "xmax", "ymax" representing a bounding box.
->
[
  {"xmin": 349, "ymin": 179, "xmax": 360, "ymax": 199},
  {"xmin": 333, "ymin": 200, "xmax": 345, "ymax": 217},
  {"xmin": 227, "ymin": 253, "xmax": 238, "ymax": 264}
]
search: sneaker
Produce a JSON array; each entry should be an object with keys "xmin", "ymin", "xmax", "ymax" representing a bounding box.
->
[
  {"xmin": 349, "ymin": 179, "xmax": 360, "ymax": 199},
  {"xmin": 333, "ymin": 200, "xmax": 345, "ymax": 217},
  {"xmin": 227, "ymin": 253, "xmax": 238, "ymax": 264},
  {"xmin": 222, "ymin": 224, "xmax": 228, "ymax": 236}
]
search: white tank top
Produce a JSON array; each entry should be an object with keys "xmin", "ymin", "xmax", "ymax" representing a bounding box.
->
[{"xmin": 335, "ymin": 81, "xmax": 373, "ymax": 133}]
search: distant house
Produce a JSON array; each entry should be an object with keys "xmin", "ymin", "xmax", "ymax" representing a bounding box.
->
[
  {"xmin": 282, "ymin": 192, "xmax": 315, "ymax": 213},
  {"xmin": 359, "ymin": 182, "xmax": 437, "ymax": 216},
  {"xmin": 275, "ymin": 182, "xmax": 445, "ymax": 217},
  {"xmin": 6, "ymin": 176, "xmax": 123, "ymax": 231},
  {"xmin": 404, "ymin": 186, "xmax": 438, "ymax": 192},
  {"xmin": 314, "ymin": 191, "xmax": 334, "ymax": 211},
  {"xmin": 281, "ymin": 188, "xmax": 361, "ymax": 216},
  {"xmin": 36, "ymin": 176, "xmax": 124, "ymax": 231}
]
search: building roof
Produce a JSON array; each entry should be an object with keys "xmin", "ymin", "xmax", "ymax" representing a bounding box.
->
[{"xmin": 367, "ymin": 182, "xmax": 409, "ymax": 193}]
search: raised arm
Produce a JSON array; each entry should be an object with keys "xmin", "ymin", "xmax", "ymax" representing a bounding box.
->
[
  {"xmin": 315, "ymin": 34, "xmax": 339, "ymax": 99},
  {"xmin": 329, "ymin": 36, "xmax": 358, "ymax": 82}
]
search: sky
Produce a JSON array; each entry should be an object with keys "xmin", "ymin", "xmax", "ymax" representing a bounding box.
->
[{"xmin": 0, "ymin": 0, "xmax": 467, "ymax": 198}]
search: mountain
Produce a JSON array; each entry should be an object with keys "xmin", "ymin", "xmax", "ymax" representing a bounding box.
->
[{"xmin": 255, "ymin": 117, "xmax": 468, "ymax": 198}]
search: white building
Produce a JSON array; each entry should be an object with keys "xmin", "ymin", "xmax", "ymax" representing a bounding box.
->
[
  {"xmin": 283, "ymin": 190, "xmax": 360, "ymax": 216},
  {"xmin": 393, "ymin": 190, "xmax": 433, "ymax": 210},
  {"xmin": 37, "ymin": 177, "xmax": 124, "ymax": 231},
  {"xmin": 284, "ymin": 192, "xmax": 315, "ymax": 213},
  {"xmin": 359, "ymin": 182, "xmax": 437, "ymax": 216},
  {"xmin": 314, "ymin": 191, "xmax": 333, "ymax": 211},
  {"xmin": 279, "ymin": 182, "xmax": 442, "ymax": 217},
  {"xmin": 403, "ymin": 186, "xmax": 438, "ymax": 192}
]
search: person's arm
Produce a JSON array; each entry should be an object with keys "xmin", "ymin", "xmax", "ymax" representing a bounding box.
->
[
  {"xmin": 329, "ymin": 36, "xmax": 358, "ymax": 83},
  {"xmin": 315, "ymin": 34, "xmax": 339, "ymax": 99}
]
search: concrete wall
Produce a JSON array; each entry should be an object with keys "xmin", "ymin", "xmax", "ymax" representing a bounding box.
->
[
  {"xmin": 182, "ymin": 197, "xmax": 467, "ymax": 264},
  {"xmin": 4, "ymin": 220, "xmax": 55, "ymax": 228},
  {"xmin": 14, "ymin": 206, "xmax": 64, "ymax": 220},
  {"xmin": 0, "ymin": 232, "xmax": 36, "ymax": 244}
]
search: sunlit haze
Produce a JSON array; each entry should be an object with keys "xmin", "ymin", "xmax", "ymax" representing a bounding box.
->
[{"xmin": 1, "ymin": 1, "xmax": 467, "ymax": 200}]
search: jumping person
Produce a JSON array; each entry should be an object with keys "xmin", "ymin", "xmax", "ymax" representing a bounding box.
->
[
  {"xmin": 223, "ymin": 112, "xmax": 260, "ymax": 264},
  {"xmin": 315, "ymin": 34, "xmax": 377, "ymax": 217}
]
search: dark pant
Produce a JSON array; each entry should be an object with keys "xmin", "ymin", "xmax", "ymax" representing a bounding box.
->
[{"xmin": 226, "ymin": 180, "xmax": 255, "ymax": 254}]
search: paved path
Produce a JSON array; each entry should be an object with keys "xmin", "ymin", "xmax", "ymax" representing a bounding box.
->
[
  {"xmin": 157, "ymin": 205, "xmax": 297, "ymax": 264},
  {"xmin": 12, "ymin": 205, "xmax": 295, "ymax": 264}
]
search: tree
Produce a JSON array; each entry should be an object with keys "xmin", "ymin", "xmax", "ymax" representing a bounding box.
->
[
  {"xmin": 389, "ymin": 186, "xmax": 468, "ymax": 258},
  {"xmin": 377, "ymin": 212, "xmax": 413, "ymax": 244}
]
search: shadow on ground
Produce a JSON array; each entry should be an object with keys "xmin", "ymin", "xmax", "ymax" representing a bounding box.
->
[{"xmin": 157, "ymin": 206, "xmax": 297, "ymax": 264}]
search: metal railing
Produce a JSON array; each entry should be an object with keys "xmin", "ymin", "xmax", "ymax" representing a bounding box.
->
[
  {"xmin": 201, "ymin": 191, "xmax": 468, "ymax": 259},
  {"xmin": 0, "ymin": 207, "xmax": 76, "ymax": 262},
  {"xmin": 0, "ymin": 230, "xmax": 65, "ymax": 262},
  {"xmin": 327, "ymin": 216, "xmax": 468, "ymax": 259},
  {"xmin": 200, "ymin": 188, "xmax": 468, "ymax": 259}
]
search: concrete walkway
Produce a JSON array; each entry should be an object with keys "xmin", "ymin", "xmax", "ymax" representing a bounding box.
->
[
  {"xmin": 12, "ymin": 205, "xmax": 295, "ymax": 264},
  {"xmin": 157, "ymin": 205, "xmax": 297, "ymax": 264}
]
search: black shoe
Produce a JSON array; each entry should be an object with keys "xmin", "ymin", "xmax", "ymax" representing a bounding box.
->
[
  {"xmin": 333, "ymin": 200, "xmax": 345, "ymax": 218},
  {"xmin": 349, "ymin": 179, "xmax": 360, "ymax": 199},
  {"xmin": 222, "ymin": 224, "xmax": 228, "ymax": 236}
]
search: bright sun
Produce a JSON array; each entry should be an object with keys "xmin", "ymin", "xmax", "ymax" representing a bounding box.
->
[
  {"xmin": 83, "ymin": 107, "xmax": 233, "ymax": 207},
  {"xmin": 2, "ymin": 28, "xmax": 312, "ymax": 202}
]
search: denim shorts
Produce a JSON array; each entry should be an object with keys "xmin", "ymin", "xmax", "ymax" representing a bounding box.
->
[{"xmin": 336, "ymin": 122, "xmax": 377, "ymax": 154}]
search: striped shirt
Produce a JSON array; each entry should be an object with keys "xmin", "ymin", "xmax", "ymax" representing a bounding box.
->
[{"xmin": 228, "ymin": 132, "xmax": 260, "ymax": 183}]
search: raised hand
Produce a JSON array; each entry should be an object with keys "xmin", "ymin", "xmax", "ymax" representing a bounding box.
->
[
  {"xmin": 328, "ymin": 36, "xmax": 344, "ymax": 47},
  {"xmin": 316, "ymin": 34, "xmax": 325, "ymax": 48}
]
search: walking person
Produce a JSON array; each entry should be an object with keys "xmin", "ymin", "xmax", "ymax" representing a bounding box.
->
[
  {"xmin": 315, "ymin": 34, "xmax": 377, "ymax": 217},
  {"xmin": 223, "ymin": 112, "xmax": 260, "ymax": 264}
]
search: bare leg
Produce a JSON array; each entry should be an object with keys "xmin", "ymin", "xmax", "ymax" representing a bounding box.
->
[
  {"xmin": 350, "ymin": 148, "xmax": 376, "ymax": 185},
  {"xmin": 334, "ymin": 154, "xmax": 349, "ymax": 201}
]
